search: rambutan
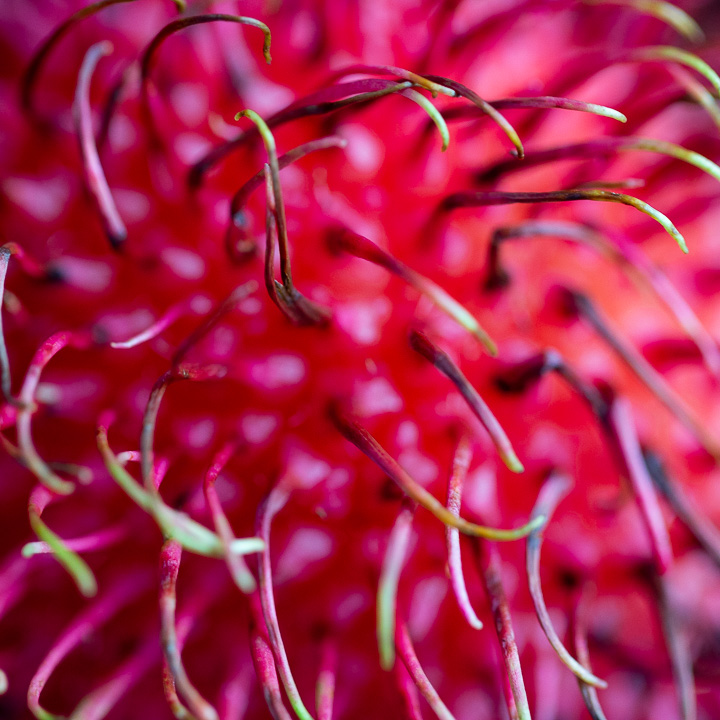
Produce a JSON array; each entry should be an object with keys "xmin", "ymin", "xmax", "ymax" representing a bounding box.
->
[{"xmin": 1, "ymin": 1, "xmax": 720, "ymax": 719}]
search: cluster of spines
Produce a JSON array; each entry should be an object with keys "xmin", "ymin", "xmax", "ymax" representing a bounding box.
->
[{"xmin": 3, "ymin": 1, "xmax": 720, "ymax": 719}]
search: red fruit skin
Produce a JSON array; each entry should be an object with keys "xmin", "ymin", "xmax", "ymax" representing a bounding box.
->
[{"xmin": 1, "ymin": 1, "xmax": 720, "ymax": 719}]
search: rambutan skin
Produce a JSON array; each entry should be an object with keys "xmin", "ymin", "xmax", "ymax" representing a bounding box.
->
[{"xmin": 1, "ymin": 1, "xmax": 720, "ymax": 719}]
